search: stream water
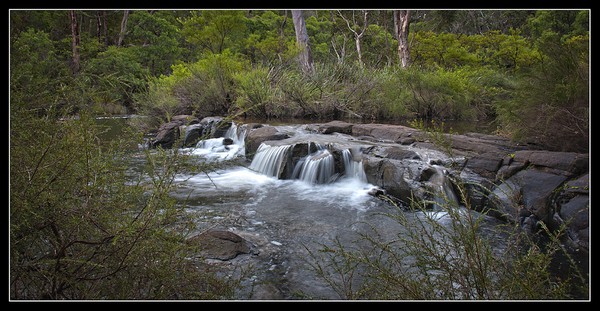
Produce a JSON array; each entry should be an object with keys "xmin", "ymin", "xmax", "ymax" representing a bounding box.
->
[{"xmin": 95, "ymin": 117, "xmax": 537, "ymax": 300}]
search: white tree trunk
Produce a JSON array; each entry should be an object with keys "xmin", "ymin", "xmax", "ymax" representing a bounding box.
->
[
  {"xmin": 117, "ymin": 10, "xmax": 129, "ymax": 47},
  {"xmin": 393, "ymin": 10, "xmax": 411, "ymax": 68},
  {"xmin": 291, "ymin": 10, "xmax": 314, "ymax": 73}
]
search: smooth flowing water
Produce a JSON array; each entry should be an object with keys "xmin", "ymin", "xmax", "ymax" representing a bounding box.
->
[{"xmin": 98, "ymin": 117, "xmax": 510, "ymax": 300}]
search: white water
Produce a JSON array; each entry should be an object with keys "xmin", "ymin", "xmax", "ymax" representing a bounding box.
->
[
  {"xmin": 183, "ymin": 122, "xmax": 246, "ymax": 161},
  {"xmin": 249, "ymin": 144, "xmax": 293, "ymax": 178},
  {"xmin": 294, "ymin": 149, "xmax": 336, "ymax": 184}
]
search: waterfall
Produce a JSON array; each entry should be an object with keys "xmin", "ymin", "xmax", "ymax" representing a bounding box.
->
[
  {"xmin": 294, "ymin": 149, "xmax": 336, "ymax": 184},
  {"xmin": 428, "ymin": 166, "xmax": 459, "ymax": 209},
  {"xmin": 342, "ymin": 149, "xmax": 367, "ymax": 182},
  {"xmin": 249, "ymin": 144, "xmax": 293, "ymax": 178},
  {"xmin": 191, "ymin": 122, "xmax": 246, "ymax": 161}
]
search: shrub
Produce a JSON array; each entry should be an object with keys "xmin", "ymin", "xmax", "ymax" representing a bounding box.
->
[{"xmin": 10, "ymin": 108, "xmax": 241, "ymax": 299}]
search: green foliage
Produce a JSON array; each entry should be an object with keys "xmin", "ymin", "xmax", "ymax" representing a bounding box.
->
[
  {"xmin": 135, "ymin": 50, "xmax": 249, "ymax": 126},
  {"xmin": 82, "ymin": 46, "xmax": 150, "ymax": 112},
  {"xmin": 10, "ymin": 28, "xmax": 71, "ymax": 113},
  {"xmin": 242, "ymin": 11, "xmax": 296, "ymax": 66},
  {"xmin": 233, "ymin": 65, "xmax": 280, "ymax": 118},
  {"xmin": 10, "ymin": 108, "xmax": 241, "ymax": 299},
  {"xmin": 180, "ymin": 10, "xmax": 247, "ymax": 56},
  {"xmin": 305, "ymin": 181, "xmax": 588, "ymax": 300},
  {"xmin": 127, "ymin": 10, "xmax": 182, "ymax": 76},
  {"xmin": 495, "ymin": 31, "xmax": 589, "ymax": 152}
]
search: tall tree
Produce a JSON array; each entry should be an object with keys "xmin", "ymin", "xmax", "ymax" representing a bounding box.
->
[
  {"xmin": 117, "ymin": 10, "xmax": 129, "ymax": 47},
  {"xmin": 291, "ymin": 10, "xmax": 314, "ymax": 73},
  {"xmin": 338, "ymin": 10, "xmax": 369, "ymax": 67},
  {"xmin": 393, "ymin": 10, "xmax": 411, "ymax": 68},
  {"xmin": 69, "ymin": 10, "xmax": 80, "ymax": 74}
]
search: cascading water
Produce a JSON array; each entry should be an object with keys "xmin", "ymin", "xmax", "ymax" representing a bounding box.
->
[
  {"xmin": 189, "ymin": 122, "xmax": 246, "ymax": 161},
  {"xmin": 342, "ymin": 149, "xmax": 367, "ymax": 182},
  {"xmin": 294, "ymin": 148, "xmax": 336, "ymax": 184},
  {"xmin": 249, "ymin": 144, "xmax": 293, "ymax": 178}
]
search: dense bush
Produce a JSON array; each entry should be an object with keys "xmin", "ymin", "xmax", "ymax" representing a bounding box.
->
[{"xmin": 10, "ymin": 107, "xmax": 241, "ymax": 299}]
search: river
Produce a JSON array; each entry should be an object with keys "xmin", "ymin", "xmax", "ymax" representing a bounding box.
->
[{"xmin": 94, "ymin": 116, "xmax": 580, "ymax": 300}]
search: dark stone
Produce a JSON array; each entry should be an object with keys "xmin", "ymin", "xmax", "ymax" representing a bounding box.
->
[
  {"xmin": 514, "ymin": 150, "xmax": 588, "ymax": 176},
  {"xmin": 245, "ymin": 126, "xmax": 290, "ymax": 160},
  {"xmin": 152, "ymin": 121, "xmax": 180, "ymax": 149},
  {"xmin": 188, "ymin": 230, "xmax": 252, "ymax": 261},
  {"xmin": 366, "ymin": 146, "xmax": 421, "ymax": 161},
  {"xmin": 183, "ymin": 123, "xmax": 204, "ymax": 147},
  {"xmin": 318, "ymin": 120, "xmax": 354, "ymax": 134},
  {"xmin": 396, "ymin": 137, "xmax": 416, "ymax": 145},
  {"xmin": 491, "ymin": 170, "xmax": 567, "ymax": 223},
  {"xmin": 564, "ymin": 174, "xmax": 589, "ymax": 195},
  {"xmin": 496, "ymin": 161, "xmax": 528, "ymax": 181},
  {"xmin": 464, "ymin": 152, "xmax": 503, "ymax": 179},
  {"xmin": 559, "ymin": 195, "xmax": 589, "ymax": 231},
  {"xmin": 223, "ymin": 138, "xmax": 234, "ymax": 146}
]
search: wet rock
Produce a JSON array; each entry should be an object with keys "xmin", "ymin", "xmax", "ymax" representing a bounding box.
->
[
  {"xmin": 200, "ymin": 116, "xmax": 232, "ymax": 138},
  {"xmin": 151, "ymin": 121, "xmax": 180, "ymax": 149},
  {"xmin": 366, "ymin": 146, "xmax": 421, "ymax": 161},
  {"xmin": 396, "ymin": 137, "xmax": 416, "ymax": 145},
  {"xmin": 464, "ymin": 152, "xmax": 504, "ymax": 180},
  {"xmin": 188, "ymin": 230, "xmax": 253, "ymax": 261},
  {"xmin": 223, "ymin": 138, "xmax": 234, "ymax": 146},
  {"xmin": 513, "ymin": 150, "xmax": 588, "ymax": 177},
  {"xmin": 245, "ymin": 126, "xmax": 290, "ymax": 160},
  {"xmin": 490, "ymin": 170, "xmax": 567, "ymax": 223},
  {"xmin": 182, "ymin": 123, "xmax": 204, "ymax": 147},
  {"xmin": 318, "ymin": 120, "xmax": 354, "ymax": 134}
]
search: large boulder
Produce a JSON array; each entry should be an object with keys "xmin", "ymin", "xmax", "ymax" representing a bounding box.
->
[
  {"xmin": 151, "ymin": 121, "xmax": 180, "ymax": 149},
  {"xmin": 182, "ymin": 123, "xmax": 204, "ymax": 147},
  {"xmin": 188, "ymin": 230, "xmax": 254, "ymax": 261},
  {"xmin": 513, "ymin": 150, "xmax": 588, "ymax": 177},
  {"xmin": 490, "ymin": 169, "xmax": 568, "ymax": 225},
  {"xmin": 200, "ymin": 116, "xmax": 232, "ymax": 138},
  {"xmin": 554, "ymin": 173, "xmax": 589, "ymax": 251},
  {"xmin": 245, "ymin": 126, "xmax": 290, "ymax": 159},
  {"xmin": 316, "ymin": 120, "xmax": 354, "ymax": 134}
]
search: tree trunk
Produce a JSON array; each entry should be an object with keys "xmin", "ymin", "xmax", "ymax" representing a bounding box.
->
[
  {"xmin": 102, "ymin": 10, "xmax": 109, "ymax": 46},
  {"xmin": 339, "ymin": 10, "xmax": 368, "ymax": 67},
  {"xmin": 96, "ymin": 11, "xmax": 102, "ymax": 42},
  {"xmin": 291, "ymin": 10, "xmax": 314, "ymax": 74},
  {"xmin": 69, "ymin": 10, "xmax": 80, "ymax": 74},
  {"xmin": 117, "ymin": 10, "xmax": 129, "ymax": 47},
  {"xmin": 393, "ymin": 10, "xmax": 411, "ymax": 68}
]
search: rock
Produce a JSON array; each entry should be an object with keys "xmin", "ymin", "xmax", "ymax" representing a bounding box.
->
[
  {"xmin": 564, "ymin": 173, "xmax": 589, "ymax": 195},
  {"xmin": 200, "ymin": 116, "xmax": 232, "ymax": 138},
  {"xmin": 352, "ymin": 124, "xmax": 420, "ymax": 142},
  {"xmin": 151, "ymin": 121, "xmax": 180, "ymax": 149},
  {"xmin": 223, "ymin": 138, "xmax": 234, "ymax": 146},
  {"xmin": 464, "ymin": 152, "xmax": 504, "ymax": 180},
  {"xmin": 245, "ymin": 126, "xmax": 290, "ymax": 159},
  {"xmin": 171, "ymin": 114, "xmax": 200, "ymax": 126},
  {"xmin": 182, "ymin": 123, "xmax": 204, "ymax": 147},
  {"xmin": 496, "ymin": 160, "xmax": 528, "ymax": 181},
  {"xmin": 396, "ymin": 137, "xmax": 416, "ymax": 145},
  {"xmin": 188, "ymin": 230, "xmax": 252, "ymax": 261},
  {"xmin": 318, "ymin": 120, "xmax": 354, "ymax": 134},
  {"xmin": 559, "ymin": 195, "xmax": 589, "ymax": 231},
  {"xmin": 513, "ymin": 150, "xmax": 588, "ymax": 176},
  {"xmin": 365, "ymin": 146, "xmax": 421, "ymax": 161},
  {"xmin": 491, "ymin": 170, "xmax": 567, "ymax": 223}
]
